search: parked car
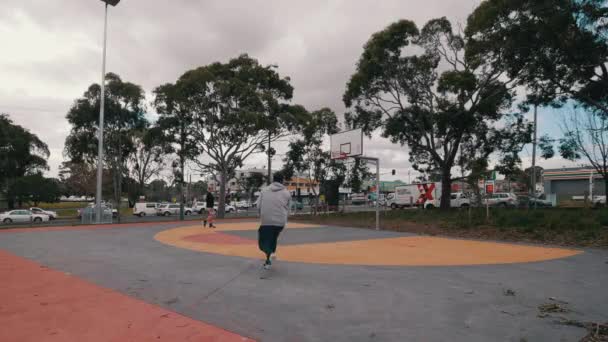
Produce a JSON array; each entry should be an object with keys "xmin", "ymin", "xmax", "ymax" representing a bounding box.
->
[
  {"xmin": 214, "ymin": 204, "xmax": 236, "ymax": 213},
  {"xmin": 78, "ymin": 203, "xmax": 118, "ymax": 218},
  {"xmin": 235, "ymin": 201, "xmax": 251, "ymax": 209},
  {"xmin": 1, "ymin": 210, "xmax": 50, "ymax": 224},
  {"xmin": 592, "ymin": 195, "xmax": 606, "ymax": 208},
  {"xmin": 425, "ymin": 192, "xmax": 471, "ymax": 209},
  {"xmin": 156, "ymin": 204, "xmax": 193, "ymax": 216},
  {"xmin": 290, "ymin": 201, "xmax": 304, "ymax": 211},
  {"xmin": 133, "ymin": 202, "xmax": 159, "ymax": 217},
  {"xmin": 517, "ymin": 195, "xmax": 553, "ymax": 208},
  {"xmin": 482, "ymin": 193, "xmax": 519, "ymax": 207},
  {"xmin": 29, "ymin": 207, "xmax": 58, "ymax": 220},
  {"xmin": 351, "ymin": 193, "xmax": 368, "ymax": 205}
]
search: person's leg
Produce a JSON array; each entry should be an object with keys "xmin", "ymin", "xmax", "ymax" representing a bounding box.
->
[
  {"xmin": 270, "ymin": 226, "xmax": 284, "ymax": 254},
  {"xmin": 258, "ymin": 225, "xmax": 273, "ymax": 264}
]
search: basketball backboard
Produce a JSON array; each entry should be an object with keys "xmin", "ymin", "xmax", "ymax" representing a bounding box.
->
[{"xmin": 330, "ymin": 128, "xmax": 363, "ymax": 160}]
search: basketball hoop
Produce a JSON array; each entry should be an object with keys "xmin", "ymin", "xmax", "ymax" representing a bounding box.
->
[
  {"xmin": 330, "ymin": 128, "xmax": 363, "ymax": 160},
  {"xmin": 333, "ymin": 152, "xmax": 349, "ymax": 164},
  {"xmin": 331, "ymin": 151, "xmax": 348, "ymax": 159}
]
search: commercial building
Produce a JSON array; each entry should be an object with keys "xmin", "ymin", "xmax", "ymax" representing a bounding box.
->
[
  {"xmin": 206, "ymin": 169, "xmax": 320, "ymax": 199},
  {"xmin": 206, "ymin": 168, "xmax": 267, "ymax": 194},
  {"xmin": 543, "ymin": 167, "xmax": 605, "ymax": 202}
]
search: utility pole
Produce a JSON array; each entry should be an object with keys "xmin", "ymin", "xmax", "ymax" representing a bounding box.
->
[
  {"xmin": 359, "ymin": 157, "xmax": 380, "ymax": 230},
  {"xmin": 531, "ymin": 103, "xmax": 538, "ymax": 209},
  {"xmin": 267, "ymin": 132, "xmax": 272, "ymax": 185},
  {"xmin": 95, "ymin": 3, "xmax": 109, "ymax": 223}
]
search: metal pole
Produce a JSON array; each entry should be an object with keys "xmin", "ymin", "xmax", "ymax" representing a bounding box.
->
[
  {"xmin": 531, "ymin": 104, "xmax": 538, "ymax": 209},
  {"xmin": 267, "ymin": 132, "xmax": 272, "ymax": 185},
  {"xmin": 95, "ymin": 3, "xmax": 109, "ymax": 223},
  {"xmin": 179, "ymin": 161, "xmax": 184, "ymax": 220},
  {"xmin": 589, "ymin": 169, "xmax": 594, "ymax": 203},
  {"xmin": 375, "ymin": 159, "xmax": 380, "ymax": 230}
]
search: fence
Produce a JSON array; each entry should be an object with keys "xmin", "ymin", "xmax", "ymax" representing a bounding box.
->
[{"xmin": 80, "ymin": 206, "xmax": 113, "ymax": 224}]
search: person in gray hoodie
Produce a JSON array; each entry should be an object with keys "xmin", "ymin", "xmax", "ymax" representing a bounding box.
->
[{"xmin": 257, "ymin": 172, "xmax": 291, "ymax": 269}]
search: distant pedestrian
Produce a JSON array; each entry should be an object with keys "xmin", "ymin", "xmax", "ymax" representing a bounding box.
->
[
  {"xmin": 205, "ymin": 208, "xmax": 216, "ymax": 228},
  {"xmin": 258, "ymin": 173, "xmax": 291, "ymax": 270},
  {"xmin": 203, "ymin": 192, "xmax": 215, "ymax": 227}
]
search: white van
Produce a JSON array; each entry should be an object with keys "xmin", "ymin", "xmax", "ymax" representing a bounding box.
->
[
  {"xmin": 133, "ymin": 202, "xmax": 158, "ymax": 217},
  {"xmin": 387, "ymin": 183, "xmax": 470, "ymax": 209}
]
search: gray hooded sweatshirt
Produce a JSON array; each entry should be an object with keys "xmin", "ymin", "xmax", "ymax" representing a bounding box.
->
[{"xmin": 258, "ymin": 182, "xmax": 291, "ymax": 226}]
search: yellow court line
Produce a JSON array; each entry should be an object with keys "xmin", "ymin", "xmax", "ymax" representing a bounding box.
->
[{"xmin": 155, "ymin": 224, "xmax": 582, "ymax": 266}]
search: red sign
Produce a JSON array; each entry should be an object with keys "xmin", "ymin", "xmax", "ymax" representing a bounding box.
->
[
  {"xmin": 486, "ymin": 183, "xmax": 494, "ymax": 194},
  {"xmin": 416, "ymin": 183, "xmax": 436, "ymax": 204}
]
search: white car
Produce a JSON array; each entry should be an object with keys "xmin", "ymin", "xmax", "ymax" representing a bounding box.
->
[
  {"xmin": 1, "ymin": 210, "xmax": 50, "ymax": 224},
  {"xmin": 592, "ymin": 195, "xmax": 606, "ymax": 208},
  {"xmin": 234, "ymin": 201, "xmax": 251, "ymax": 209},
  {"xmin": 29, "ymin": 207, "xmax": 58, "ymax": 220},
  {"xmin": 156, "ymin": 204, "xmax": 193, "ymax": 216},
  {"xmin": 214, "ymin": 204, "xmax": 236, "ymax": 213},
  {"xmin": 133, "ymin": 202, "xmax": 159, "ymax": 217}
]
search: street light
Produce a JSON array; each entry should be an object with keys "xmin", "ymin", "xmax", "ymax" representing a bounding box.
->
[{"xmin": 95, "ymin": 0, "xmax": 120, "ymax": 223}]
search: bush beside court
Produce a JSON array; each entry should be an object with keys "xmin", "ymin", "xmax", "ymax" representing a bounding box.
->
[{"xmin": 295, "ymin": 208, "xmax": 608, "ymax": 248}]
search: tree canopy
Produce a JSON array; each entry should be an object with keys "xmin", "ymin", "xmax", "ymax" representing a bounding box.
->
[
  {"xmin": 466, "ymin": 0, "xmax": 608, "ymax": 112},
  {"xmin": 65, "ymin": 73, "xmax": 147, "ymax": 213},
  {"xmin": 344, "ymin": 17, "xmax": 531, "ymax": 209},
  {"xmin": 1, "ymin": 114, "xmax": 51, "ymax": 208},
  {"xmin": 159, "ymin": 54, "xmax": 299, "ymax": 217},
  {"xmin": 0, "ymin": 114, "xmax": 49, "ymax": 181}
]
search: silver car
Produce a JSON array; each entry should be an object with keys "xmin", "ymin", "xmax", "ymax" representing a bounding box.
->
[
  {"xmin": 483, "ymin": 193, "xmax": 519, "ymax": 207},
  {"xmin": 156, "ymin": 204, "xmax": 193, "ymax": 216},
  {"xmin": 30, "ymin": 207, "xmax": 58, "ymax": 220},
  {"xmin": 1, "ymin": 210, "xmax": 50, "ymax": 224}
]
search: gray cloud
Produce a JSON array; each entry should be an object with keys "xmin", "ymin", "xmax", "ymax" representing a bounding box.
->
[{"xmin": 6, "ymin": 0, "xmax": 569, "ymax": 183}]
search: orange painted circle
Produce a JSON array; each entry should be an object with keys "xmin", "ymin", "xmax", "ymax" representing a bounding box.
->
[{"xmin": 154, "ymin": 222, "xmax": 582, "ymax": 266}]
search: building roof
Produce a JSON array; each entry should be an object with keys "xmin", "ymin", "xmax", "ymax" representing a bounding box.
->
[{"xmin": 543, "ymin": 167, "xmax": 601, "ymax": 180}]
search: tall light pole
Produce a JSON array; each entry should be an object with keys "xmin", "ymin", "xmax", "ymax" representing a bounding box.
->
[{"xmin": 95, "ymin": 0, "xmax": 120, "ymax": 223}]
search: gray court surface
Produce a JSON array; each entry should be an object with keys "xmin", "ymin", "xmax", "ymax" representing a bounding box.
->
[{"xmin": 0, "ymin": 222, "xmax": 607, "ymax": 342}]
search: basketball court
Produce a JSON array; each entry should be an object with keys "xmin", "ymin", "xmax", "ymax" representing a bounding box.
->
[{"xmin": 1, "ymin": 220, "xmax": 606, "ymax": 341}]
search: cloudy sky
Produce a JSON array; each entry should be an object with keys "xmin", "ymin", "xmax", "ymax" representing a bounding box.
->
[{"xmin": 0, "ymin": 0, "xmax": 578, "ymax": 181}]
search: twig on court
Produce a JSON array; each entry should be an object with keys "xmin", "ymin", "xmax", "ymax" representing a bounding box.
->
[{"xmin": 186, "ymin": 261, "xmax": 256, "ymax": 311}]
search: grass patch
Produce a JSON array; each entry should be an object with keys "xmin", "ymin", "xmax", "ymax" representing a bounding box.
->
[
  {"xmin": 30, "ymin": 202, "xmax": 91, "ymax": 210},
  {"xmin": 294, "ymin": 208, "xmax": 608, "ymax": 248}
]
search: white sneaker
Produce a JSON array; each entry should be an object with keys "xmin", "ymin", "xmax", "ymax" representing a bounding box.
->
[{"xmin": 263, "ymin": 263, "xmax": 272, "ymax": 270}]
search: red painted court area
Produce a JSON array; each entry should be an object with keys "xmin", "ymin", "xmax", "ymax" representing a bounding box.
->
[{"xmin": 0, "ymin": 249, "xmax": 253, "ymax": 342}]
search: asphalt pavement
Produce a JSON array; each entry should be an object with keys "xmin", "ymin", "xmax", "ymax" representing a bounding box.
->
[{"xmin": 0, "ymin": 221, "xmax": 605, "ymax": 341}]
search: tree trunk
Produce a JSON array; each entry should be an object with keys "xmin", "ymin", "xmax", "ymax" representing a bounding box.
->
[
  {"xmin": 440, "ymin": 169, "xmax": 452, "ymax": 210},
  {"xmin": 218, "ymin": 170, "xmax": 227, "ymax": 218},
  {"xmin": 179, "ymin": 158, "xmax": 185, "ymax": 221},
  {"xmin": 117, "ymin": 163, "xmax": 122, "ymax": 222}
]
